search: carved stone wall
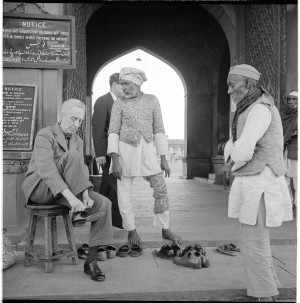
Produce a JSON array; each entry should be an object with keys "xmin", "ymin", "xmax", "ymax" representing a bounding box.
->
[
  {"xmin": 63, "ymin": 3, "xmax": 88, "ymax": 138},
  {"xmin": 245, "ymin": 4, "xmax": 287, "ymax": 107}
]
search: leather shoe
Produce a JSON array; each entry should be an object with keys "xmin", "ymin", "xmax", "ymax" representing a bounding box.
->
[
  {"xmin": 72, "ymin": 210, "xmax": 104, "ymax": 225},
  {"xmin": 154, "ymin": 244, "xmax": 174, "ymax": 259},
  {"xmin": 84, "ymin": 260, "xmax": 105, "ymax": 281}
]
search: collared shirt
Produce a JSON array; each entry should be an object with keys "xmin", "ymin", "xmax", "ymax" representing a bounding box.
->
[
  {"xmin": 225, "ymin": 104, "xmax": 293, "ymax": 227},
  {"xmin": 110, "ymin": 91, "xmax": 117, "ymax": 102}
]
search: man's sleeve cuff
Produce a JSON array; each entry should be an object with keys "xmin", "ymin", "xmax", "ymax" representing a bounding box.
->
[
  {"xmin": 107, "ymin": 133, "xmax": 119, "ymax": 155},
  {"xmin": 154, "ymin": 133, "xmax": 168, "ymax": 156}
]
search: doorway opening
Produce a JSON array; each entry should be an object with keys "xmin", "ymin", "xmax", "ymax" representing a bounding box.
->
[{"xmin": 91, "ymin": 47, "xmax": 187, "ymax": 177}]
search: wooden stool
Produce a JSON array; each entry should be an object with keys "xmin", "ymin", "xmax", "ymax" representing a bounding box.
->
[{"xmin": 24, "ymin": 203, "xmax": 79, "ymax": 273}]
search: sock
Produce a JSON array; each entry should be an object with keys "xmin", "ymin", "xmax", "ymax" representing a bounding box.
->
[{"xmin": 84, "ymin": 246, "xmax": 98, "ymax": 264}]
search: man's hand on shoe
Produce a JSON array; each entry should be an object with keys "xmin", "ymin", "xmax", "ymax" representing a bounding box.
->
[
  {"xmin": 62, "ymin": 188, "xmax": 86, "ymax": 215},
  {"xmin": 82, "ymin": 190, "xmax": 94, "ymax": 208}
]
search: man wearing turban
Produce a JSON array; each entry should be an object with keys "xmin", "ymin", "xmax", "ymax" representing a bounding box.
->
[
  {"xmin": 107, "ymin": 67, "xmax": 182, "ymax": 246},
  {"xmin": 280, "ymin": 91, "xmax": 298, "ymax": 214},
  {"xmin": 223, "ymin": 64, "xmax": 293, "ymax": 301}
]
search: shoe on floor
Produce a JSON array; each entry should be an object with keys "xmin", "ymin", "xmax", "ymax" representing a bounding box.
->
[
  {"xmin": 154, "ymin": 244, "xmax": 174, "ymax": 259},
  {"xmin": 97, "ymin": 247, "xmax": 107, "ymax": 261},
  {"xmin": 130, "ymin": 244, "xmax": 143, "ymax": 257},
  {"xmin": 84, "ymin": 260, "xmax": 105, "ymax": 281},
  {"xmin": 117, "ymin": 244, "xmax": 130, "ymax": 257},
  {"xmin": 173, "ymin": 250, "xmax": 202, "ymax": 269},
  {"xmin": 105, "ymin": 245, "xmax": 117, "ymax": 259}
]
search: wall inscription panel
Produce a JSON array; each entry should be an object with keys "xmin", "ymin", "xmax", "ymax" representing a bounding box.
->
[
  {"xmin": 3, "ymin": 13, "xmax": 76, "ymax": 69},
  {"xmin": 3, "ymin": 84, "xmax": 37, "ymax": 151}
]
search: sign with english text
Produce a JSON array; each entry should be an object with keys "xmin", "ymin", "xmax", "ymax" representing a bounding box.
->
[
  {"xmin": 3, "ymin": 13, "xmax": 76, "ymax": 69},
  {"xmin": 3, "ymin": 84, "xmax": 38, "ymax": 151}
]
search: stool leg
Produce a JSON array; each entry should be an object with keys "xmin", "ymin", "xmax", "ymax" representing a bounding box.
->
[
  {"xmin": 62, "ymin": 213, "xmax": 79, "ymax": 265},
  {"xmin": 44, "ymin": 216, "xmax": 53, "ymax": 273},
  {"xmin": 24, "ymin": 213, "xmax": 38, "ymax": 267}
]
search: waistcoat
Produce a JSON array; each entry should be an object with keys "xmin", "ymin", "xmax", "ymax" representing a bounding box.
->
[
  {"xmin": 233, "ymin": 95, "xmax": 286, "ymax": 176},
  {"xmin": 108, "ymin": 93, "xmax": 165, "ymax": 146}
]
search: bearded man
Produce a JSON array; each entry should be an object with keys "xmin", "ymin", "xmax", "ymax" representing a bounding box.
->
[
  {"xmin": 224, "ymin": 64, "xmax": 293, "ymax": 301},
  {"xmin": 107, "ymin": 67, "xmax": 182, "ymax": 246}
]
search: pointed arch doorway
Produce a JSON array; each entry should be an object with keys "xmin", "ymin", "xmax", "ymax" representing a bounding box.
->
[{"xmin": 89, "ymin": 47, "xmax": 188, "ymax": 177}]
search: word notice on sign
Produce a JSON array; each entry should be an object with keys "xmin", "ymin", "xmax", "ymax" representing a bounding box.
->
[{"xmin": 3, "ymin": 13, "xmax": 76, "ymax": 69}]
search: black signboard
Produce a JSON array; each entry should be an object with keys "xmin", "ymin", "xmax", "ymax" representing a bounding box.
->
[
  {"xmin": 3, "ymin": 13, "xmax": 76, "ymax": 69},
  {"xmin": 3, "ymin": 84, "xmax": 38, "ymax": 151}
]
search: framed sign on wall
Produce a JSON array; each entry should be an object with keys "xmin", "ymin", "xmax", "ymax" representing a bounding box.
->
[
  {"xmin": 3, "ymin": 13, "xmax": 76, "ymax": 69},
  {"xmin": 3, "ymin": 84, "xmax": 38, "ymax": 151}
]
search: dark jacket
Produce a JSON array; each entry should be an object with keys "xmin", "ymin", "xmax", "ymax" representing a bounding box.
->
[{"xmin": 92, "ymin": 93, "xmax": 114, "ymax": 157}]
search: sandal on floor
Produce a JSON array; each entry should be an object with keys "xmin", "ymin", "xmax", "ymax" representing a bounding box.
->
[
  {"xmin": 117, "ymin": 244, "xmax": 130, "ymax": 257},
  {"xmin": 130, "ymin": 244, "xmax": 143, "ymax": 257},
  {"xmin": 229, "ymin": 243, "xmax": 240, "ymax": 252},
  {"xmin": 77, "ymin": 247, "xmax": 88, "ymax": 259},
  {"xmin": 154, "ymin": 244, "xmax": 174, "ymax": 259},
  {"xmin": 213, "ymin": 244, "xmax": 236, "ymax": 256},
  {"xmin": 105, "ymin": 245, "xmax": 117, "ymax": 259}
]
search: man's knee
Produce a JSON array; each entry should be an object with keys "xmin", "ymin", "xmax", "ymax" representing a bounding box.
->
[{"xmin": 90, "ymin": 191, "xmax": 112, "ymax": 211}]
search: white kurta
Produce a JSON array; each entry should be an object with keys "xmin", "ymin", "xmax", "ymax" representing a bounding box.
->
[{"xmin": 224, "ymin": 104, "xmax": 293, "ymax": 227}]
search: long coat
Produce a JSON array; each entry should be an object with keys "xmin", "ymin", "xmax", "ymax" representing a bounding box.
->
[{"xmin": 22, "ymin": 122, "xmax": 86, "ymax": 202}]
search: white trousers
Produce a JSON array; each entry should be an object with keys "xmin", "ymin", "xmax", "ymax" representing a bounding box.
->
[
  {"xmin": 239, "ymin": 195, "xmax": 280, "ymax": 298},
  {"xmin": 117, "ymin": 176, "xmax": 169, "ymax": 231}
]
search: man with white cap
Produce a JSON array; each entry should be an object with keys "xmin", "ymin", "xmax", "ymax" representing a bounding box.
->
[
  {"xmin": 223, "ymin": 64, "xmax": 293, "ymax": 301},
  {"xmin": 107, "ymin": 67, "xmax": 182, "ymax": 246},
  {"xmin": 280, "ymin": 91, "xmax": 298, "ymax": 214}
]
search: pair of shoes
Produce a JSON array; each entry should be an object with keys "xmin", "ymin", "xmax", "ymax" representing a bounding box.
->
[
  {"xmin": 72, "ymin": 210, "xmax": 104, "ymax": 225},
  {"xmin": 173, "ymin": 250, "xmax": 202, "ymax": 269},
  {"xmin": 97, "ymin": 245, "xmax": 117, "ymax": 261},
  {"xmin": 213, "ymin": 244, "xmax": 237, "ymax": 256},
  {"xmin": 117, "ymin": 244, "xmax": 143, "ymax": 257},
  {"xmin": 77, "ymin": 244, "xmax": 89, "ymax": 259},
  {"xmin": 84, "ymin": 260, "xmax": 105, "ymax": 281},
  {"xmin": 154, "ymin": 244, "xmax": 181, "ymax": 259}
]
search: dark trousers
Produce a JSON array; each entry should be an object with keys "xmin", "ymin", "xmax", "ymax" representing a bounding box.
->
[
  {"xmin": 29, "ymin": 151, "xmax": 114, "ymax": 247},
  {"xmin": 100, "ymin": 156, "xmax": 123, "ymax": 229}
]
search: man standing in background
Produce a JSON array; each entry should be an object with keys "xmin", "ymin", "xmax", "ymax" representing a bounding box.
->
[{"xmin": 92, "ymin": 73, "xmax": 124, "ymax": 229}]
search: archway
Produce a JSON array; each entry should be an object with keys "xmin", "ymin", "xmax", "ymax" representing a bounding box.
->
[{"xmin": 86, "ymin": 2, "xmax": 231, "ymax": 178}]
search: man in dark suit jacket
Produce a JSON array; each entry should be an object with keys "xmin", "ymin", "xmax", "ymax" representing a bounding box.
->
[
  {"xmin": 92, "ymin": 73, "xmax": 123, "ymax": 229},
  {"xmin": 22, "ymin": 99, "xmax": 113, "ymax": 282}
]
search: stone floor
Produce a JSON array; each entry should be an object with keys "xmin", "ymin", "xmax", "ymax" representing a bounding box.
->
[{"xmin": 3, "ymin": 160, "xmax": 297, "ymax": 301}]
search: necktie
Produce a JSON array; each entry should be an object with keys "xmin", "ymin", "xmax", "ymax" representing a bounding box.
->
[{"xmin": 64, "ymin": 133, "xmax": 72, "ymax": 149}]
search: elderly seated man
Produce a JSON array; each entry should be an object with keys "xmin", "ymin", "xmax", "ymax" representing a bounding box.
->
[{"xmin": 22, "ymin": 99, "xmax": 113, "ymax": 282}]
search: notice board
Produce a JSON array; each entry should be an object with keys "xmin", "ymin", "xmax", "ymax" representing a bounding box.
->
[
  {"xmin": 3, "ymin": 84, "xmax": 38, "ymax": 151},
  {"xmin": 3, "ymin": 13, "xmax": 76, "ymax": 69}
]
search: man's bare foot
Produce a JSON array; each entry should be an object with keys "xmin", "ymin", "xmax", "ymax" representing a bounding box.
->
[
  {"xmin": 162, "ymin": 229, "xmax": 182, "ymax": 246},
  {"xmin": 128, "ymin": 229, "xmax": 142, "ymax": 245}
]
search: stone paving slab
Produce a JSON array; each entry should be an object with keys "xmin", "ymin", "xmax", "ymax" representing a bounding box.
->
[{"xmin": 2, "ymin": 246, "xmax": 296, "ymax": 301}]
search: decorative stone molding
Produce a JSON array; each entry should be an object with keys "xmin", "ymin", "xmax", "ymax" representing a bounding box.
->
[{"xmin": 3, "ymin": 160, "xmax": 29, "ymax": 174}]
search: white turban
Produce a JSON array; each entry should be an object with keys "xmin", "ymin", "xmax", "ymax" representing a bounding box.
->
[
  {"xmin": 288, "ymin": 91, "xmax": 298, "ymax": 97},
  {"xmin": 228, "ymin": 64, "xmax": 261, "ymax": 81},
  {"xmin": 119, "ymin": 67, "xmax": 147, "ymax": 87}
]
